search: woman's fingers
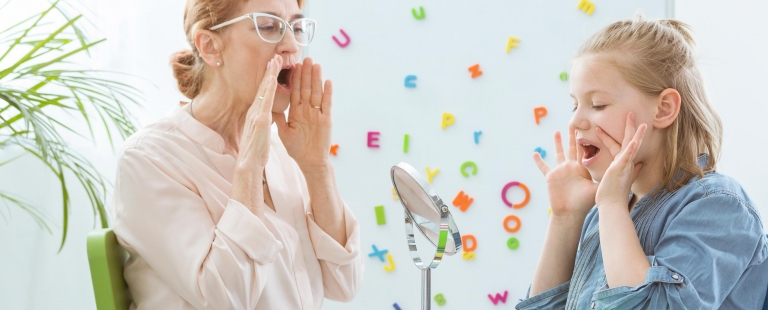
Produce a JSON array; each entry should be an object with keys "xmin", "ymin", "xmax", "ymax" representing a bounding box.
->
[
  {"xmin": 533, "ymin": 152, "xmax": 551, "ymax": 175},
  {"xmin": 554, "ymin": 131, "xmax": 565, "ymax": 164},
  {"xmin": 321, "ymin": 79, "xmax": 333, "ymax": 116},
  {"xmin": 260, "ymin": 77, "xmax": 277, "ymax": 120},
  {"xmin": 568, "ymin": 128, "xmax": 577, "ymax": 161},
  {"xmin": 595, "ymin": 126, "xmax": 621, "ymax": 157},
  {"xmin": 310, "ymin": 63, "xmax": 323, "ymax": 109},
  {"xmin": 290, "ymin": 63, "xmax": 302, "ymax": 106},
  {"xmin": 300, "ymin": 57, "xmax": 313, "ymax": 106}
]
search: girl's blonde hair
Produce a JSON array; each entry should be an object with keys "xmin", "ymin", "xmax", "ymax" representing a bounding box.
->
[
  {"xmin": 170, "ymin": 0, "xmax": 305, "ymax": 99},
  {"xmin": 577, "ymin": 15, "xmax": 722, "ymax": 193}
]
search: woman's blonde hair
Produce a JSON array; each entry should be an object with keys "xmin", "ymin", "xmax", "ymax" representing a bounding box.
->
[
  {"xmin": 577, "ymin": 15, "xmax": 722, "ymax": 193},
  {"xmin": 170, "ymin": 0, "xmax": 304, "ymax": 99}
]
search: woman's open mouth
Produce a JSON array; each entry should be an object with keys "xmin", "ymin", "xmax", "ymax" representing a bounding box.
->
[
  {"xmin": 581, "ymin": 143, "xmax": 601, "ymax": 166},
  {"xmin": 276, "ymin": 65, "xmax": 293, "ymax": 93}
]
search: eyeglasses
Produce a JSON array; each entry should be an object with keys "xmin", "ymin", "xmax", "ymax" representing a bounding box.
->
[{"xmin": 210, "ymin": 13, "xmax": 317, "ymax": 46}]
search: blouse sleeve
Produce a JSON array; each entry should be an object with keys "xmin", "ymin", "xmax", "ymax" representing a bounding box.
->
[
  {"xmin": 515, "ymin": 281, "xmax": 570, "ymax": 309},
  {"xmin": 113, "ymin": 147, "xmax": 283, "ymax": 310},
  {"xmin": 591, "ymin": 193, "xmax": 765, "ymax": 309}
]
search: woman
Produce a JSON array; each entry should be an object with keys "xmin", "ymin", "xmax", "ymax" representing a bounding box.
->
[{"xmin": 111, "ymin": 0, "xmax": 364, "ymax": 308}]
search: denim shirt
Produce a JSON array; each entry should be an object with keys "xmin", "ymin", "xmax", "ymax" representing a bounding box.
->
[{"xmin": 516, "ymin": 155, "xmax": 768, "ymax": 309}]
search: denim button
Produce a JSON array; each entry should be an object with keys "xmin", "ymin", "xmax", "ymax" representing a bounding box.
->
[
  {"xmin": 672, "ymin": 273, "xmax": 680, "ymax": 280},
  {"xmin": 591, "ymin": 301, "xmax": 596, "ymax": 309}
]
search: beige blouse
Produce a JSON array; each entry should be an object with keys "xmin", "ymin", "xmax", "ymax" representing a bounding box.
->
[{"xmin": 112, "ymin": 105, "xmax": 364, "ymax": 310}]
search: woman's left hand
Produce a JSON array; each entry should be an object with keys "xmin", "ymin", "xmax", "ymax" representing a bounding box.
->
[
  {"xmin": 594, "ymin": 112, "xmax": 647, "ymax": 209},
  {"xmin": 274, "ymin": 57, "xmax": 333, "ymax": 171}
]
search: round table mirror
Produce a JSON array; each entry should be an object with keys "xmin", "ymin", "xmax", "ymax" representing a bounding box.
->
[{"xmin": 390, "ymin": 162, "xmax": 462, "ymax": 310}]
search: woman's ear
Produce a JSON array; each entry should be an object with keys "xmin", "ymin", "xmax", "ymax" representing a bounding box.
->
[
  {"xmin": 653, "ymin": 88, "xmax": 681, "ymax": 129},
  {"xmin": 194, "ymin": 30, "xmax": 223, "ymax": 68}
]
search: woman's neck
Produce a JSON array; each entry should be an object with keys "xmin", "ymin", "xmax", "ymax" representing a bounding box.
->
[{"xmin": 189, "ymin": 88, "xmax": 249, "ymax": 155}]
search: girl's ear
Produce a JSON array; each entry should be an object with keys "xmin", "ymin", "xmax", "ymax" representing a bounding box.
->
[
  {"xmin": 194, "ymin": 29, "xmax": 224, "ymax": 68},
  {"xmin": 653, "ymin": 88, "xmax": 681, "ymax": 129}
]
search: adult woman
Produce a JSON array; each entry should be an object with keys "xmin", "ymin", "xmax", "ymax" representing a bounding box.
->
[{"xmin": 111, "ymin": 0, "xmax": 363, "ymax": 308}]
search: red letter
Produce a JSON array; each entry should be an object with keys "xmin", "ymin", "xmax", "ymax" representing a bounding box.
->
[{"xmin": 367, "ymin": 132, "xmax": 380, "ymax": 148}]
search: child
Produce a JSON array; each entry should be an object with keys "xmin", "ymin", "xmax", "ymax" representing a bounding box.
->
[{"xmin": 516, "ymin": 16, "xmax": 768, "ymax": 309}]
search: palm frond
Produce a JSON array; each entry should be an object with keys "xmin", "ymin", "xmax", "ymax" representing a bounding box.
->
[{"xmin": 0, "ymin": 0, "xmax": 142, "ymax": 250}]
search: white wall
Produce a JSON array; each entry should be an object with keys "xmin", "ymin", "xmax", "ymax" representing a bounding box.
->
[{"xmin": 0, "ymin": 0, "xmax": 765, "ymax": 309}]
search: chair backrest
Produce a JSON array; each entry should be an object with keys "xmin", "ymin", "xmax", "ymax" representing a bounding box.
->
[{"xmin": 87, "ymin": 228, "xmax": 131, "ymax": 310}]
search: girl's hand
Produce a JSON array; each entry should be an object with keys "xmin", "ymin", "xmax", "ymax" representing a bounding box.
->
[
  {"xmin": 237, "ymin": 55, "xmax": 282, "ymax": 169},
  {"xmin": 274, "ymin": 57, "xmax": 333, "ymax": 171},
  {"xmin": 533, "ymin": 129, "xmax": 599, "ymax": 217},
  {"xmin": 594, "ymin": 112, "xmax": 647, "ymax": 209}
]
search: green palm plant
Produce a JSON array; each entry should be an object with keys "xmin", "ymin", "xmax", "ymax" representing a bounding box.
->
[{"xmin": 0, "ymin": 0, "xmax": 141, "ymax": 251}]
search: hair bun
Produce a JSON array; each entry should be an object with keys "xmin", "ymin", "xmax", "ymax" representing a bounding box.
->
[{"xmin": 170, "ymin": 49, "xmax": 202, "ymax": 99}]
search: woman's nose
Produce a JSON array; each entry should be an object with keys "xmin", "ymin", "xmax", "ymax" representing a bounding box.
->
[{"xmin": 276, "ymin": 32, "xmax": 300, "ymax": 55}]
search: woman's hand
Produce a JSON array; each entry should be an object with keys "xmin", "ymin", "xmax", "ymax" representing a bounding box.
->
[
  {"xmin": 594, "ymin": 112, "xmax": 647, "ymax": 209},
  {"xmin": 274, "ymin": 57, "xmax": 333, "ymax": 171},
  {"xmin": 236, "ymin": 55, "xmax": 282, "ymax": 169},
  {"xmin": 533, "ymin": 129, "xmax": 599, "ymax": 217}
]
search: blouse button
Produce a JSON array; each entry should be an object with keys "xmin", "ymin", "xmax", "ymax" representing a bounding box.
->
[
  {"xmin": 672, "ymin": 273, "xmax": 680, "ymax": 280},
  {"xmin": 591, "ymin": 301, "xmax": 596, "ymax": 309}
]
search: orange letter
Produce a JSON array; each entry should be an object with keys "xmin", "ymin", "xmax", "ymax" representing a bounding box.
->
[
  {"xmin": 452, "ymin": 191, "xmax": 474, "ymax": 212},
  {"xmin": 462, "ymin": 234, "xmax": 477, "ymax": 252},
  {"xmin": 534, "ymin": 107, "xmax": 548, "ymax": 125}
]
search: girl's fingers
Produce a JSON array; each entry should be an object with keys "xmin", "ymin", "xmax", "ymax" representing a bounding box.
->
[
  {"xmin": 629, "ymin": 124, "xmax": 647, "ymax": 161},
  {"xmin": 533, "ymin": 152, "xmax": 551, "ymax": 175},
  {"xmin": 554, "ymin": 131, "xmax": 565, "ymax": 164},
  {"xmin": 621, "ymin": 112, "xmax": 636, "ymax": 150},
  {"xmin": 310, "ymin": 63, "xmax": 323, "ymax": 108},
  {"xmin": 567, "ymin": 128, "xmax": 577, "ymax": 161},
  {"xmin": 595, "ymin": 127, "xmax": 621, "ymax": 157},
  {"xmin": 321, "ymin": 79, "xmax": 333, "ymax": 116}
]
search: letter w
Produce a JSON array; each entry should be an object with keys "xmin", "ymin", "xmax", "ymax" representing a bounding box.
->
[
  {"xmin": 452, "ymin": 191, "xmax": 474, "ymax": 212},
  {"xmin": 487, "ymin": 290, "xmax": 508, "ymax": 305}
]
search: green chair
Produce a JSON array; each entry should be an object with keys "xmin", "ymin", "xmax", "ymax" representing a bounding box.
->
[{"xmin": 87, "ymin": 228, "xmax": 132, "ymax": 310}]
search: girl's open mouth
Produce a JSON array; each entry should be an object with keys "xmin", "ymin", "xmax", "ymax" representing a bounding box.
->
[
  {"xmin": 581, "ymin": 143, "xmax": 601, "ymax": 166},
  {"xmin": 276, "ymin": 66, "xmax": 293, "ymax": 92}
]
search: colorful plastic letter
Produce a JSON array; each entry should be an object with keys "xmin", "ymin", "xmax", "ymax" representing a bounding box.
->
[
  {"xmin": 474, "ymin": 131, "xmax": 482, "ymax": 144},
  {"xmin": 403, "ymin": 134, "xmax": 410, "ymax": 153},
  {"xmin": 468, "ymin": 64, "xmax": 483, "ymax": 78},
  {"xmin": 367, "ymin": 131, "xmax": 380, "ymax": 148},
  {"xmin": 412, "ymin": 6, "xmax": 426, "ymax": 19},
  {"xmin": 460, "ymin": 161, "xmax": 478, "ymax": 177},
  {"xmin": 506, "ymin": 37, "xmax": 520, "ymax": 53},
  {"xmin": 534, "ymin": 147, "xmax": 546, "ymax": 159},
  {"xmin": 426, "ymin": 167, "xmax": 440, "ymax": 183},
  {"xmin": 384, "ymin": 253, "xmax": 396, "ymax": 272},
  {"xmin": 462, "ymin": 234, "xmax": 477, "ymax": 252},
  {"xmin": 441, "ymin": 112, "xmax": 455, "ymax": 130},
  {"xmin": 330, "ymin": 144, "xmax": 339, "ymax": 156},
  {"xmin": 393, "ymin": 303, "xmax": 402, "ymax": 310},
  {"xmin": 503, "ymin": 215, "xmax": 521, "ymax": 233},
  {"xmin": 507, "ymin": 237, "xmax": 520, "ymax": 250},
  {"xmin": 577, "ymin": 0, "xmax": 595, "ymax": 15},
  {"xmin": 434, "ymin": 293, "xmax": 446, "ymax": 306},
  {"xmin": 368, "ymin": 244, "xmax": 389, "ymax": 262},
  {"xmin": 332, "ymin": 29, "xmax": 351, "ymax": 48},
  {"xmin": 501, "ymin": 181, "xmax": 531, "ymax": 209},
  {"xmin": 452, "ymin": 191, "xmax": 474, "ymax": 212},
  {"xmin": 488, "ymin": 290, "xmax": 508, "ymax": 305},
  {"xmin": 462, "ymin": 251, "xmax": 476, "ymax": 260},
  {"xmin": 392, "ymin": 187, "xmax": 400, "ymax": 200},
  {"xmin": 375, "ymin": 205, "xmax": 386, "ymax": 225},
  {"xmin": 560, "ymin": 72, "xmax": 569, "ymax": 81},
  {"xmin": 404, "ymin": 75, "xmax": 417, "ymax": 88},
  {"xmin": 534, "ymin": 107, "xmax": 548, "ymax": 125}
]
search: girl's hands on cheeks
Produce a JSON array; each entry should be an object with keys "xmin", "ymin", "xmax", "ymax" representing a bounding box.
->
[
  {"xmin": 533, "ymin": 129, "xmax": 599, "ymax": 218},
  {"xmin": 274, "ymin": 57, "xmax": 333, "ymax": 171},
  {"xmin": 594, "ymin": 112, "xmax": 647, "ymax": 209}
]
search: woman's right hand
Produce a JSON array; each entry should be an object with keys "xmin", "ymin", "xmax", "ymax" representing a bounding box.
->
[
  {"xmin": 236, "ymin": 55, "xmax": 283, "ymax": 170},
  {"xmin": 533, "ymin": 129, "xmax": 598, "ymax": 217}
]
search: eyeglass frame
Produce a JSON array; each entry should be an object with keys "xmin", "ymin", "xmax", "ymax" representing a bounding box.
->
[{"xmin": 209, "ymin": 12, "xmax": 317, "ymax": 46}]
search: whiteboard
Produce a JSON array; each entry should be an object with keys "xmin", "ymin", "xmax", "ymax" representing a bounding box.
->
[{"xmin": 303, "ymin": 0, "xmax": 671, "ymax": 309}]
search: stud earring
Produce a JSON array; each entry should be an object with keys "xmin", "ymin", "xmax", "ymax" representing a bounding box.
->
[{"xmin": 216, "ymin": 61, "xmax": 221, "ymax": 67}]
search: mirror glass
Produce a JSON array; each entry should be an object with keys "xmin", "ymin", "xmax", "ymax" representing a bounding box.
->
[{"xmin": 391, "ymin": 163, "xmax": 461, "ymax": 263}]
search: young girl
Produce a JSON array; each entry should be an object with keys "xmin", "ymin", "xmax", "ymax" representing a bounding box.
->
[{"xmin": 516, "ymin": 16, "xmax": 768, "ymax": 309}]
